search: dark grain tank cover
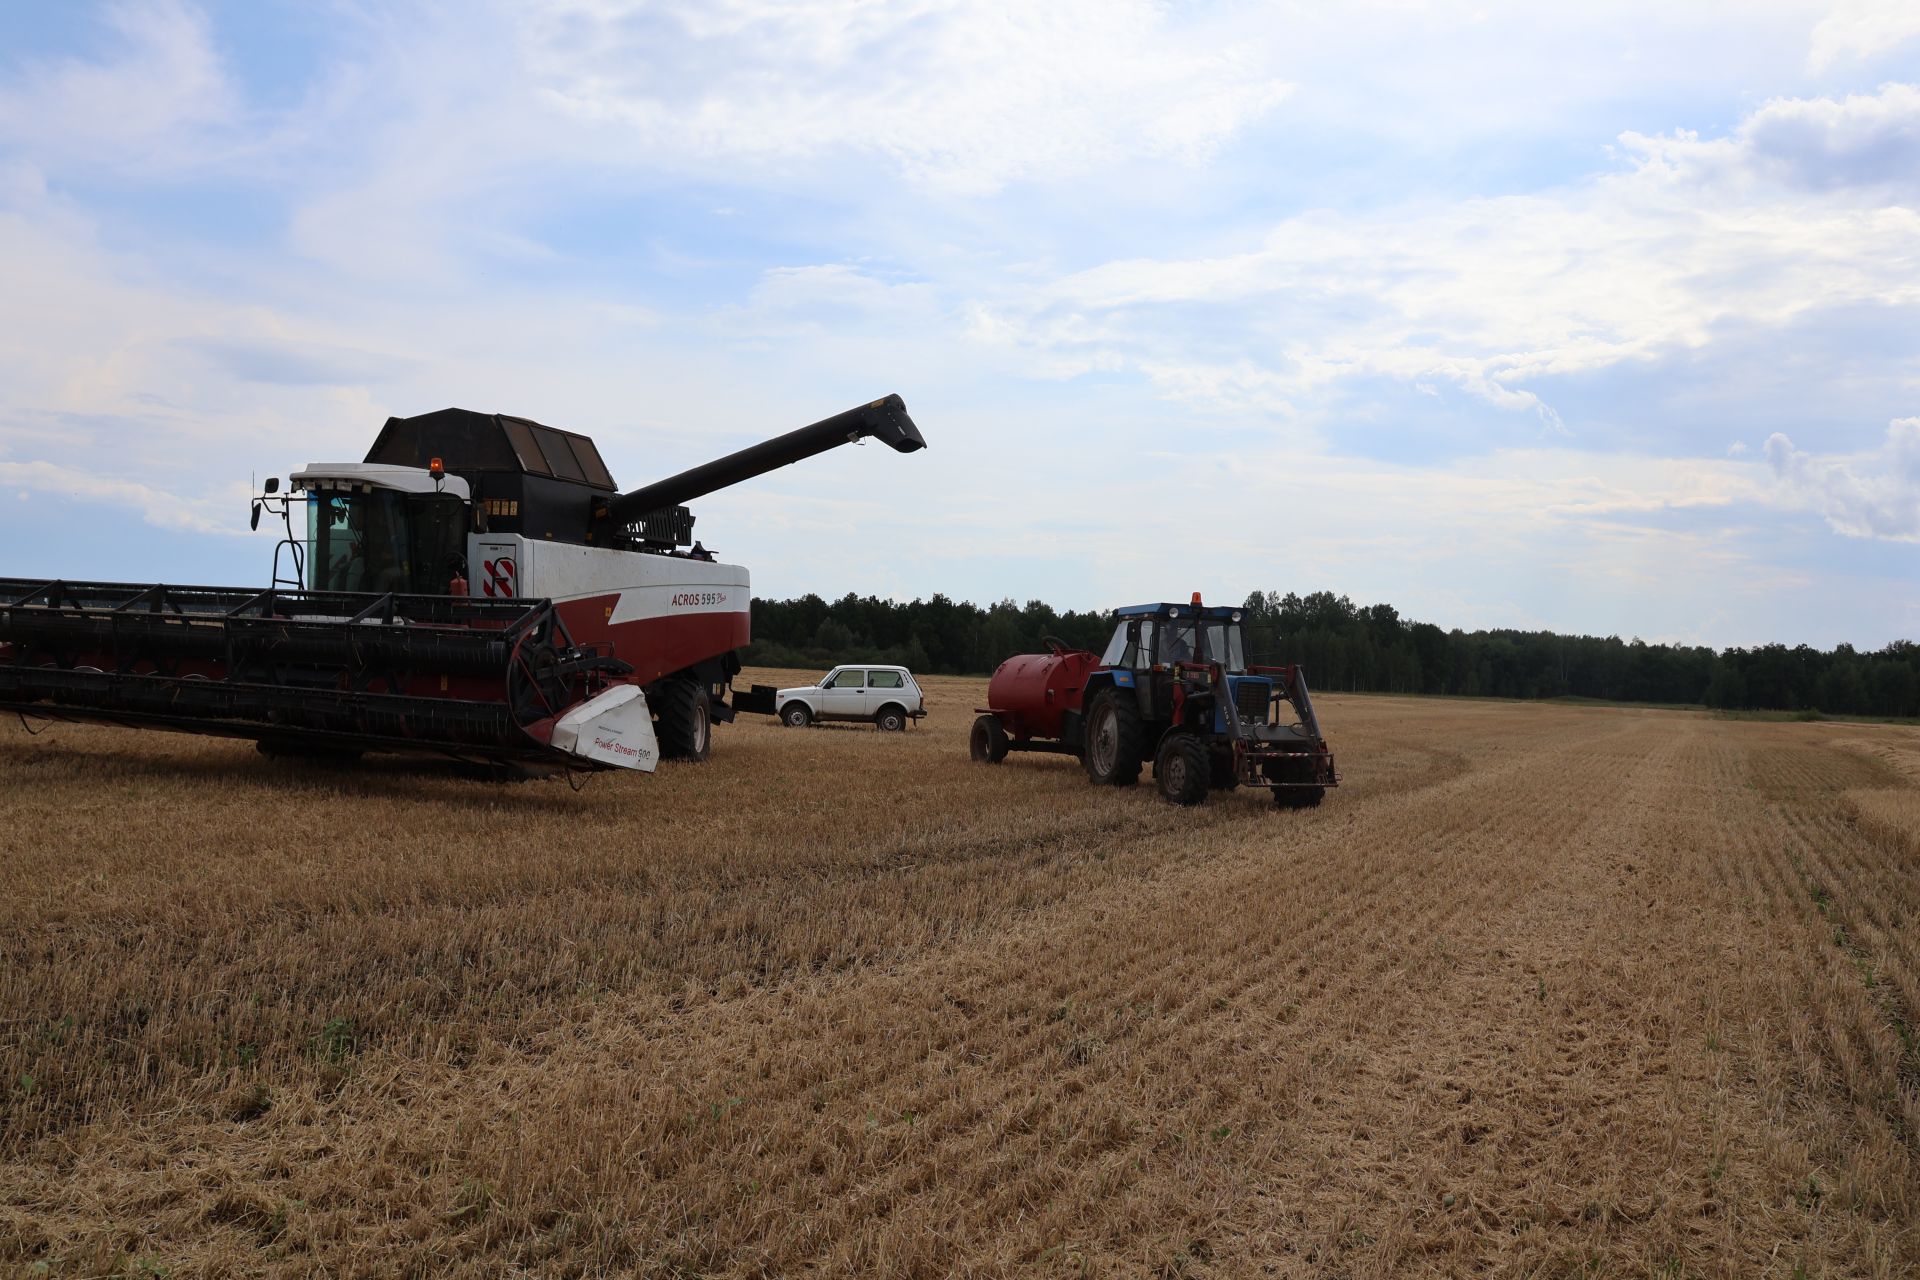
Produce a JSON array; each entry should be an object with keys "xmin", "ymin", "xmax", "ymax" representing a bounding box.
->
[{"xmin": 365, "ymin": 408, "xmax": 618, "ymax": 491}]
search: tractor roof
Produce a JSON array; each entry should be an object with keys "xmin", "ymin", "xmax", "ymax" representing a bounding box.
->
[
  {"xmin": 365, "ymin": 408, "xmax": 618, "ymax": 492},
  {"xmin": 1113, "ymin": 602, "xmax": 1242, "ymax": 621}
]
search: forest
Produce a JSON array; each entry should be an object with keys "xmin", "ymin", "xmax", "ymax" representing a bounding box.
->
[{"xmin": 745, "ymin": 589, "xmax": 1920, "ymax": 718}]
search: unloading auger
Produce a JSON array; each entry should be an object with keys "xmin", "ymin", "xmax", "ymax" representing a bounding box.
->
[{"xmin": 0, "ymin": 396, "xmax": 926, "ymax": 773}]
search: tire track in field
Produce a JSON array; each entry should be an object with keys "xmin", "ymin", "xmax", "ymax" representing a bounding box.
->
[
  {"xmin": 1687, "ymin": 729, "xmax": 1916, "ymax": 1267},
  {"xmin": 944, "ymin": 719, "xmax": 1705, "ymax": 1274},
  {"xmin": 2, "ymin": 714, "xmax": 1668, "ymax": 1274},
  {"xmin": 256, "ymin": 716, "xmax": 1656, "ymax": 1272}
]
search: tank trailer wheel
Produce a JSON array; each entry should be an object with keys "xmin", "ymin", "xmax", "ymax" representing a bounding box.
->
[
  {"xmin": 875, "ymin": 705, "xmax": 908, "ymax": 733},
  {"xmin": 969, "ymin": 714, "xmax": 1009, "ymax": 764},
  {"xmin": 781, "ymin": 703, "xmax": 813, "ymax": 728},
  {"xmin": 1274, "ymin": 786, "xmax": 1326, "ymax": 810},
  {"xmin": 1154, "ymin": 732, "xmax": 1210, "ymax": 806},
  {"xmin": 1082, "ymin": 689, "xmax": 1144, "ymax": 787},
  {"xmin": 656, "ymin": 678, "xmax": 713, "ymax": 761}
]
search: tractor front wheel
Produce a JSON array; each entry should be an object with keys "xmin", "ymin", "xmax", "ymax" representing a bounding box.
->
[
  {"xmin": 1155, "ymin": 732, "xmax": 1209, "ymax": 806},
  {"xmin": 969, "ymin": 714, "xmax": 1009, "ymax": 763},
  {"xmin": 656, "ymin": 678, "xmax": 713, "ymax": 761},
  {"xmin": 1082, "ymin": 689, "xmax": 1144, "ymax": 787}
]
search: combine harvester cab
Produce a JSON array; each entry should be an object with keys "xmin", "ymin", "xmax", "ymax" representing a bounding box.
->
[
  {"xmin": 0, "ymin": 396, "xmax": 926, "ymax": 774},
  {"xmin": 970, "ymin": 597, "xmax": 1339, "ymax": 808}
]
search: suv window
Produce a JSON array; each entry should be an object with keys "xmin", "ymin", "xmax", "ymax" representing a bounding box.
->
[
  {"xmin": 827, "ymin": 670, "xmax": 866, "ymax": 688},
  {"xmin": 870, "ymin": 670, "xmax": 903, "ymax": 688}
]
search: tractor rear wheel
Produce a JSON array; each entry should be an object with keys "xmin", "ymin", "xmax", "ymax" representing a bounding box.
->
[
  {"xmin": 1082, "ymin": 689, "xmax": 1144, "ymax": 787},
  {"xmin": 1155, "ymin": 732, "xmax": 1209, "ymax": 805},
  {"xmin": 655, "ymin": 678, "xmax": 713, "ymax": 761},
  {"xmin": 969, "ymin": 714, "xmax": 1010, "ymax": 763}
]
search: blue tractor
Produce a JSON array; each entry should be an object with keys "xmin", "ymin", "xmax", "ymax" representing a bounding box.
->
[{"xmin": 970, "ymin": 597, "xmax": 1339, "ymax": 807}]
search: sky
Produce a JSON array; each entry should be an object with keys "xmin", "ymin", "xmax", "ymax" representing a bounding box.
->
[{"xmin": 0, "ymin": 0, "xmax": 1917, "ymax": 650}]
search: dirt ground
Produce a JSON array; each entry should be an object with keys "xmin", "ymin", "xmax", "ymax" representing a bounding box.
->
[{"xmin": 2, "ymin": 673, "xmax": 1916, "ymax": 1277}]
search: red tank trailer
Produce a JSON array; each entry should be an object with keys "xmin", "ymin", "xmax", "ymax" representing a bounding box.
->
[{"xmin": 981, "ymin": 640, "xmax": 1102, "ymax": 744}]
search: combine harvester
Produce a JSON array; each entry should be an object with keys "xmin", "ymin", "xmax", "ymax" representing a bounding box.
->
[{"xmin": 0, "ymin": 396, "xmax": 925, "ymax": 774}]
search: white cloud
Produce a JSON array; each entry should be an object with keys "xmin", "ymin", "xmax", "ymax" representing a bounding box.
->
[
  {"xmin": 0, "ymin": 1, "xmax": 237, "ymax": 170},
  {"xmin": 1766, "ymin": 417, "xmax": 1920, "ymax": 540},
  {"xmin": 521, "ymin": 0, "xmax": 1292, "ymax": 194},
  {"xmin": 1625, "ymin": 82, "xmax": 1920, "ymax": 199},
  {"xmin": 0, "ymin": 459, "xmax": 236, "ymax": 534},
  {"xmin": 964, "ymin": 83, "xmax": 1920, "ymax": 430},
  {"xmin": 1810, "ymin": 0, "xmax": 1920, "ymax": 69}
]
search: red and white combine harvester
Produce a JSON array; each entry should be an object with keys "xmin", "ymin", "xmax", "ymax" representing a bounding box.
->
[{"xmin": 0, "ymin": 396, "xmax": 926, "ymax": 774}]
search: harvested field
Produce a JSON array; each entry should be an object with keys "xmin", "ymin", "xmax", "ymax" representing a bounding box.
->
[{"xmin": 2, "ymin": 674, "xmax": 1917, "ymax": 1277}]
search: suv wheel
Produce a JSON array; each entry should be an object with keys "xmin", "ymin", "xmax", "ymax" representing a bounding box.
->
[
  {"xmin": 781, "ymin": 702, "xmax": 812, "ymax": 728},
  {"xmin": 875, "ymin": 705, "xmax": 907, "ymax": 732}
]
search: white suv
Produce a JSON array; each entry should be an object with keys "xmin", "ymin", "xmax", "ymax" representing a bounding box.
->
[{"xmin": 777, "ymin": 665, "xmax": 927, "ymax": 732}]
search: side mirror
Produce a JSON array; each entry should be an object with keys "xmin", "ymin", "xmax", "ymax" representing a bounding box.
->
[
  {"xmin": 263, "ymin": 477, "xmax": 280, "ymax": 494},
  {"xmin": 250, "ymin": 501, "xmax": 262, "ymax": 531}
]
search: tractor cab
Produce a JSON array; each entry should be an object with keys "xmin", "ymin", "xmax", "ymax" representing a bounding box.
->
[{"xmin": 1098, "ymin": 602, "xmax": 1249, "ymax": 672}]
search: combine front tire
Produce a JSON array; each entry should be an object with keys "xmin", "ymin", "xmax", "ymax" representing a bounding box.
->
[
  {"xmin": 655, "ymin": 678, "xmax": 713, "ymax": 761},
  {"xmin": 969, "ymin": 714, "xmax": 1009, "ymax": 763},
  {"xmin": 1082, "ymin": 689, "xmax": 1143, "ymax": 787},
  {"xmin": 1154, "ymin": 732, "xmax": 1209, "ymax": 806}
]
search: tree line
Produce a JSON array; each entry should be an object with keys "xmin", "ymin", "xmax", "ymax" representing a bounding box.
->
[{"xmin": 745, "ymin": 589, "xmax": 1920, "ymax": 718}]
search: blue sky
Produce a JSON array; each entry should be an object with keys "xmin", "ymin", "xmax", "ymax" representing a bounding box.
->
[{"xmin": 1, "ymin": 1, "xmax": 1917, "ymax": 649}]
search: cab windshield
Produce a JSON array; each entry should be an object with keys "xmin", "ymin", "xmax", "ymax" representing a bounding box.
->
[
  {"xmin": 307, "ymin": 489, "xmax": 468, "ymax": 595},
  {"xmin": 1098, "ymin": 617, "xmax": 1247, "ymax": 670}
]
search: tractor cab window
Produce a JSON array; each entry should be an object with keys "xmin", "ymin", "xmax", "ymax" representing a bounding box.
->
[
  {"xmin": 307, "ymin": 489, "xmax": 468, "ymax": 595},
  {"xmin": 1203, "ymin": 623, "xmax": 1248, "ymax": 672},
  {"xmin": 1102, "ymin": 620, "xmax": 1156, "ymax": 668},
  {"xmin": 1159, "ymin": 623, "xmax": 1197, "ymax": 665}
]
